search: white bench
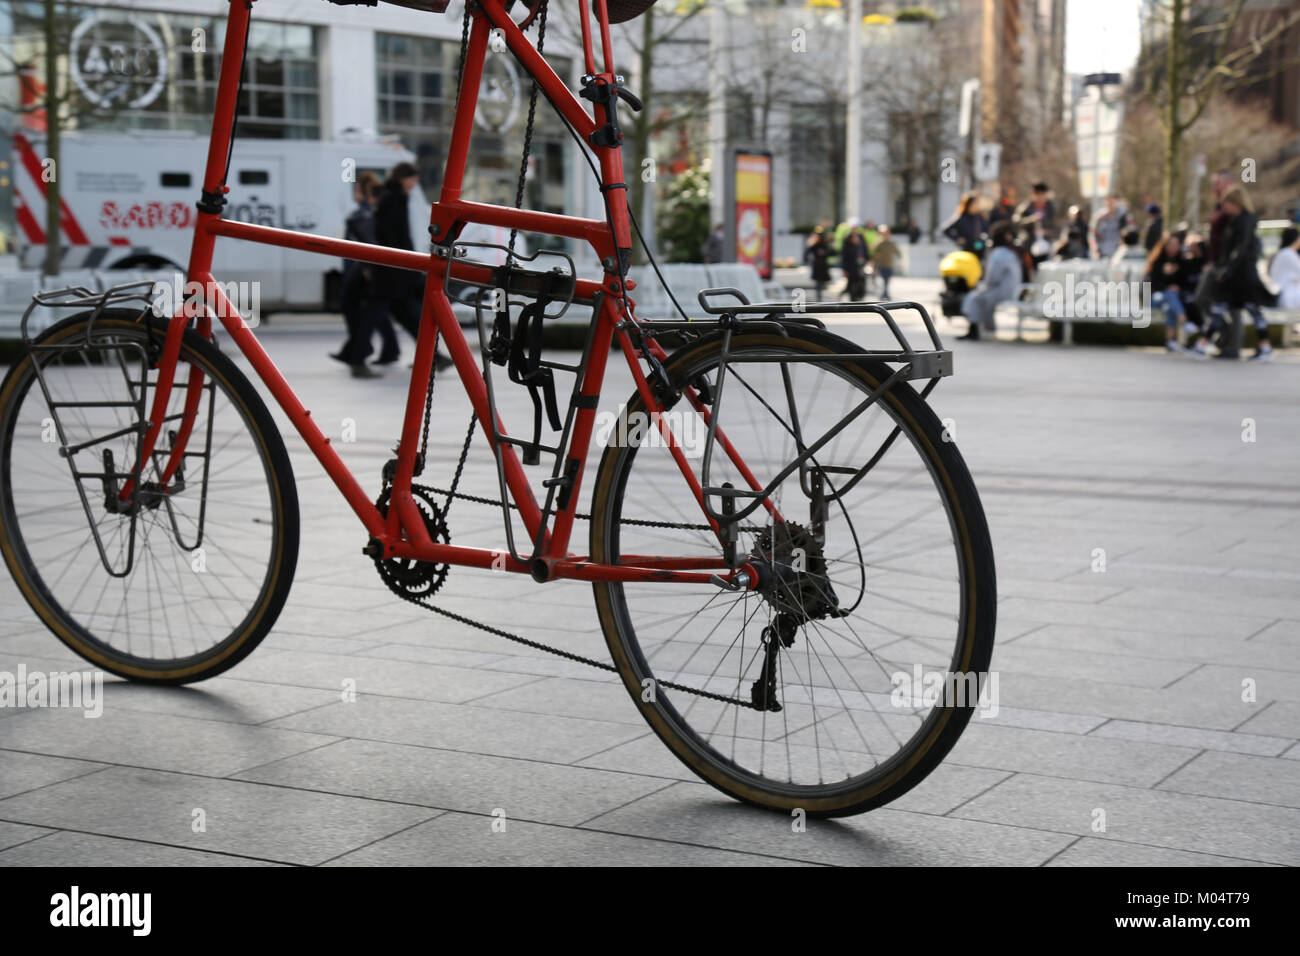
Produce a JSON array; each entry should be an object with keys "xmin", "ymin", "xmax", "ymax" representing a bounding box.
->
[
  {"xmin": 1017, "ymin": 259, "xmax": 1296, "ymax": 346},
  {"xmin": 624, "ymin": 262, "xmax": 773, "ymax": 319}
]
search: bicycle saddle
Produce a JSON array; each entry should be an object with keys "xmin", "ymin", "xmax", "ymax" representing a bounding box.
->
[{"xmin": 602, "ymin": 0, "xmax": 658, "ymax": 22}]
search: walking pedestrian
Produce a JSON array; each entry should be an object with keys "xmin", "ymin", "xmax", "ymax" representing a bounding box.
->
[
  {"xmin": 373, "ymin": 162, "xmax": 423, "ymax": 353},
  {"xmin": 872, "ymin": 225, "xmax": 901, "ymax": 300},
  {"xmin": 373, "ymin": 161, "xmax": 452, "ymax": 371},
  {"xmin": 805, "ymin": 225, "xmax": 833, "ymax": 301},
  {"xmin": 330, "ymin": 172, "xmax": 385, "ymax": 378},
  {"xmin": 1180, "ymin": 232, "xmax": 1207, "ymax": 335},
  {"xmin": 1189, "ymin": 188, "xmax": 1274, "ymax": 361},
  {"xmin": 840, "ymin": 228, "xmax": 870, "ymax": 301}
]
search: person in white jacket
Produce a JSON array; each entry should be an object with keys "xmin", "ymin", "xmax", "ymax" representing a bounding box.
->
[{"xmin": 1269, "ymin": 226, "xmax": 1300, "ymax": 310}]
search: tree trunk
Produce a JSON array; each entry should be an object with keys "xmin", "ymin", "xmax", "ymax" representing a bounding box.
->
[
  {"xmin": 42, "ymin": 0, "xmax": 61, "ymax": 278},
  {"xmin": 827, "ymin": 99, "xmax": 842, "ymax": 222},
  {"xmin": 1161, "ymin": 0, "xmax": 1183, "ymax": 221},
  {"xmin": 627, "ymin": 8, "xmax": 654, "ymax": 264},
  {"xmin": 929, "ymin": 171, "xmax": 940, "ymax": 240}
]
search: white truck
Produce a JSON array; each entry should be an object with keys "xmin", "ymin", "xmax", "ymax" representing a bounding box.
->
[{"xmin": 11, "ymin": 129, "xmax": 417, "ymax": 313}]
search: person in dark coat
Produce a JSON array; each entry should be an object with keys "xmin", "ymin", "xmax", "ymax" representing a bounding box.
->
[
  {"xmin": 1013, "ymin": 182, "xmax": 1058, "ymax": 241},
  {"xmin": 330, "ymin": 172, "xmax": 386, "ymax": 377},
  {"xmin": 805, "ymin": 225, "xmax": 833, "ymax": 301},
  {"xmin": 839, "ymin": 229, "xmax": 870, "ymax": 301},
  {"xmin": 373, "ymin": 161, "xmax": 451, "ymax": 370},
  {"xmin": 942, "ymin": 192, "xmax": 988, "ymax": 258},
  {"xmin": 703, "ymin": 223, "xmax": 725, "ymax": 263},
  {"xmin": 373, "ymin": 162, "xmax": 421, "ymax": 346},
  {"xmin": 1192, "ymin": 171, "xmax": 1233, "ymax": 348},
  {"xmin": 1142, "ymin": 203, "xmax": 1163, "ymax": 252},
  {"xmin": 1189, "ymin": 188, "xmax": 1274, "ymax": 361}
]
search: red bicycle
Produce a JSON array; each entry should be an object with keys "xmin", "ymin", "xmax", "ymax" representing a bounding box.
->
[{"xmin": 0, "ymin": 0, "xmax": 994, "ymax": 816}]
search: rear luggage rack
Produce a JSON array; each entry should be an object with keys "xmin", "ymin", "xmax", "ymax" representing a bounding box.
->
[
  {"xmin": 628, "ymin": 287, "xmax": 953, "ymax": 383},
  {"xmin": 632, "ymin": 287, "xmax": 954, "ymax": 529}
]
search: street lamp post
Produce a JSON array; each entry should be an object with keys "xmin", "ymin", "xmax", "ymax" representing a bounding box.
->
[
  {"xmin": 708, "ymin": 0, "xmax": 726, "ymax": 233},
  {"xmin": 845, "ymin": 0, "xmax": 862, "ymax": 221}
]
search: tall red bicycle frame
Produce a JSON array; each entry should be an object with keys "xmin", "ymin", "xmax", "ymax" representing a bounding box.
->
[{"xmin": 137, "ymin": 0, "xmax": 766, "ymax": 587}]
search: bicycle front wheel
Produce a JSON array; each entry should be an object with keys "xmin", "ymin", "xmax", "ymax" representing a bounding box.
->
[
  {"xmin": 590, "ymin": 325, "xmax": 995, "ymax": 816},
  {"xmin": 0, "ymin": 310, "xmax": 299, "ymax": 683}
]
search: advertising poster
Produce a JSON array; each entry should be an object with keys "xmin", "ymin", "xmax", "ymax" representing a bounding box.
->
[{"xmin": 734, "ymin": 150, "xmax": 772, "ymax": 279}]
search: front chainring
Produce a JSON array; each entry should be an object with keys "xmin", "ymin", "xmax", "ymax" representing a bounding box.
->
[{"xmin": 373, "ymin": 485, "xmax": 451, "ymax": 600}]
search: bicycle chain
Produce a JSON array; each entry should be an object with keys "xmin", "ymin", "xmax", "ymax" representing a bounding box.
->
[
  {"xmin": 507, "ymin": 0, "xmax": 547, "ymax": 260},
  {"xmin": 378, "ymin": 417, "xmax": 756, "ymax": 707},
  {"xmin": 372, "ymin": 489, "xmax": 756, "ymax": 708}
]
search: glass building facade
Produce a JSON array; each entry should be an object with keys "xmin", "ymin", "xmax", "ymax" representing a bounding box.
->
[
  {"xmin": 0, "ymin": 2, "xmax": 580, "ymax": 257},
  {"xmin": 375, "ymin": 31, "xmax": 571, "ymax": 215}
]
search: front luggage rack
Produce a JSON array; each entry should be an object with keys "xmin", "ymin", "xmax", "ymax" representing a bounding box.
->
[
  {"xmin": 20, "ymin": 280, "xmax": 213, "ymax": 577},
  {"xmin": 19, "ymin": 280, "xmax": 159, "ymax": 345}
]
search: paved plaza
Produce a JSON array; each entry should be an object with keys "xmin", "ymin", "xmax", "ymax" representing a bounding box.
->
[{"xmin": 1, "ymin": 276, "xmax": 1298, "ymax": 866}]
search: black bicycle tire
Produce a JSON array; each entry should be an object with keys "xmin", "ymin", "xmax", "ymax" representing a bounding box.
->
[{"xmin": 589, "ymin": 325, "xmax": 996, "ymax": 817}]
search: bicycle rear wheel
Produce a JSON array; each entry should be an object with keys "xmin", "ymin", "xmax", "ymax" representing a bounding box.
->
[
  {"xmin": 0, "ymin": 310, "xmax": 299, "ymax": 683},
  {"xmin": 590, "ymin": 325, "xmax": 995, "ymax": 816}
]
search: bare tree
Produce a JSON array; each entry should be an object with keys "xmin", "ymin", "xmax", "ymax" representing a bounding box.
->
[
  {"xmin": 862, "ymin": 26, "xmax": 960, "ymax": 237},
  {"xmin": 1137, "ymin": 0, "xmax": 1300, "ymax": 218},
  {"xmin": 548, "ymin": 0, "xmax": 707, "ymax": 251},
  {"xmin": 1116, "ymin": 94, "xmax": 1300, "ymax": 226}
]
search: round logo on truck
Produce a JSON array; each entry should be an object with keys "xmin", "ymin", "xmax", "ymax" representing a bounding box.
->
[
  {"xmin": 475, "ymin": 53, "xmax": 520, "ymax": 135},
  {"xmin": 70, "ymin": 13, "xmax": 169, "ymax": 110}
]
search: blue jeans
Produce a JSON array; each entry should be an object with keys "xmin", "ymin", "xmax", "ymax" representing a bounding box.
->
[
  {"xmin": 877, "ymin": 267, "xmax": 893, "ymax": 300},
  {"xmin": 1153, "ymin": 290, "xmax": 1186, "ymax": 330},
  {"xmin": 1207, "ymin": 301, "xmax": 1267, "ymax": 336}
]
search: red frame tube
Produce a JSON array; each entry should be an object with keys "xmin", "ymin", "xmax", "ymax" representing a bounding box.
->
[{"xmin": 142, "ymin": 0, "xmax": 771, "ymax": 586}]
